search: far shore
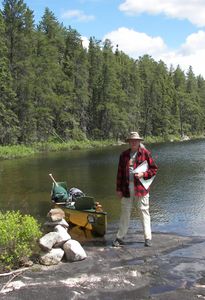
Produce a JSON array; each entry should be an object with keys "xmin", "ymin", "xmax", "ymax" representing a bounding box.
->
[{"xmin": 0, "ymin": 134, "xmax": 204, "ymax": 160}]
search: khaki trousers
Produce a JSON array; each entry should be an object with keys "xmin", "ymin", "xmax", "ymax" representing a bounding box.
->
[{"xmin": 116, "ymin": 183, "xmax": 152, "ymax": 240}]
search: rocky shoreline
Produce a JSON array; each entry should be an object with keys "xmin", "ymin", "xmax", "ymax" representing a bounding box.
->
[{"xmin": 0, "ymin": 229, "xmax": 205, "ymax": 299}]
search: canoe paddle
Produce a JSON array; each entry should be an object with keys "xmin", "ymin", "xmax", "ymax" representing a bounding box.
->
[
  {"xmin": 49, "ymin": 173, "xmax": 68, "ymax": 202},
  {"xmin": 49, "ymin": 173, "xmax": 59, "ymax": 186}
]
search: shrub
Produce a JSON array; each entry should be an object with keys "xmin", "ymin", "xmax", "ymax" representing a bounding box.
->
[{"xmin": 0, "ymin": 211, "xmax": 42, "ymax": 270}]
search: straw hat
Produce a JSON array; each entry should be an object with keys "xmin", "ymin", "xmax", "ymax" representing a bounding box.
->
[{"xmin": 126, "ymin": 131, "xmax": 144, "ymax": 142}]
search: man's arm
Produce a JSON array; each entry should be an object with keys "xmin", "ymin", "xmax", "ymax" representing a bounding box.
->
[
  {"xmin": 143, "ymin": 151, "xmax": 158, "ymax": 179},
  {"xmin": 116, "ymin": 154, "xmax": 124, "ymax": 196}
]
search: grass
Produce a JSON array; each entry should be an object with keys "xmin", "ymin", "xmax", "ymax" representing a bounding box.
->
[
  {"xmin": 0, "ymin": 134, "xmax": 204, "ymax": 160},
  {"xmin": 0, "ymin": 140, "xmax": 115, "ymax": 160}
]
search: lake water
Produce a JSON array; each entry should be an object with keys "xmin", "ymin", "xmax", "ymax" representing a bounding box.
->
[{"xmin": 1, "ymin": 139, "xmax": 205, "ymax": 237}]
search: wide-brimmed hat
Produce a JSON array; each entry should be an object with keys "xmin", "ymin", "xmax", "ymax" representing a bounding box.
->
[{"xmin": 126, "ymin": 131, "xmax": 144, "ymax": 142}]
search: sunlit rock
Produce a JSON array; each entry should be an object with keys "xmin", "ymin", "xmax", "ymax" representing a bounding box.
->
[
  {"xmin": 40, "ymin": 248, "xmax": 64, "ymax": 265},
  {"xmin": 63, "ymin": 239, "xmax": 87, "ymax": 262},
  {"xmin": 44, "ymin": 218, "xmax": 69, "ymax": 229},
  {"xmin": 47, "ymin": 208, "xmax": 65, "ymax": 222},
  {"xmin": 54, "ymin": 225, "xmax": 71, "ymax": 247}
]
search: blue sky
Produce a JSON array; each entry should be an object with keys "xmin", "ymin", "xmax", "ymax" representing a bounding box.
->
[{"xmin": 2, "ymin": 0, "xmax": 205, "ymax": 77}]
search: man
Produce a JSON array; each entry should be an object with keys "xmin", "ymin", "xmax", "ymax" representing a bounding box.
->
[{"xmin": 112, "ymin": 131, "xmax": 158, "ymax": 247}]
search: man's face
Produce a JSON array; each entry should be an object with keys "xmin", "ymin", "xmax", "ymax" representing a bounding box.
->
[{"xmin": 129, "ymin": 139, "xmax": 140, "ymax": 151}]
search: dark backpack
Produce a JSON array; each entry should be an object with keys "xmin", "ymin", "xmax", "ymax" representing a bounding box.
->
[
  {"xmin": 52, "ymin": 184, "xmax": 68, "ymax": 202},
  {"xmin": 69, "ymin": 187, "xmax": 85, "ymax": 201}
]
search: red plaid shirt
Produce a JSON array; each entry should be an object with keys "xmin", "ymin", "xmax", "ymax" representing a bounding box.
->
[{"xmin": 116, "ymin": 146, "xmax": 158, "ymax": 197}]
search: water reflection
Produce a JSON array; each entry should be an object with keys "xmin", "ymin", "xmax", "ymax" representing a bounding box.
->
[
  {"xmin": 151, "ymin": 140, "xmax": 205, "ymax": 236},
  {"xmin": 0, "ymin": 139, "xmax": 205, "ymax": 237}
]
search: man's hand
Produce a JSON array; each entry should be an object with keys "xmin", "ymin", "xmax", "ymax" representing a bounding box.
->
[
  {"xmin": 134, "ymin": 172, "xmax": 144, "ymax": 179},
  {"xmin": 116, "ymin": 191, "xmax": 123, "ymax": 198}
]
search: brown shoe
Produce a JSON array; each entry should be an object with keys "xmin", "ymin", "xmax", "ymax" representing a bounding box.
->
[
  {"xmin": 112, "ymin": 238, "xmax": 125, "ymax": 247},
  {"xmin": 144, "ymin": 239, "xmax": 152, "ymax": 247}
]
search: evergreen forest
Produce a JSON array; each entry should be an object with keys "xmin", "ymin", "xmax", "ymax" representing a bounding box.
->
[{"xmin": 1, "ymin": 0, "xmax": 205, "ymax": 146}]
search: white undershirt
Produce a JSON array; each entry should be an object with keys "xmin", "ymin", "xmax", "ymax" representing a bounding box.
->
[{"xmin": 129, "ymin": 151, "xmax": 137, "ymax": 182}]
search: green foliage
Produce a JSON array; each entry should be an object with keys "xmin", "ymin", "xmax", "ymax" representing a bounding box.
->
[
  {"xmin": 145, "ymin": 135, "xmax": 181, "ymax": 144},
  {"xmin": 0, "ymin": 144, "xmax": 36, "ymax": 159},
  {"xmin": 0, "ymin": 140, "xmax": 118, "ymax": 160},
  {"xmin": 67, "ymin": 127, "xmax": 87, "ymax": 141},
  {"xmin": 0, "ymin": 1, "xmax": 205, "ymax": 145},
  {"xmin": 0, "ymin": 210, "xmax": 42, "ymax": 270}
]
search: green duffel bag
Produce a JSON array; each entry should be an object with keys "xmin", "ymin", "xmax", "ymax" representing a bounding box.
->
[{"xmin": 51, "ymin": 183, "xmax": 68, "ymax": 202}]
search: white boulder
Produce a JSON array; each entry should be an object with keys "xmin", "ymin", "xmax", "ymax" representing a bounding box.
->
[
  {"xmin": 54, "ymin": 225, "xmax": 71, "ymax": 247},
  {"xmin": 47, "ymin": 208, "xmax": 65, "ymax": 221},
  {"xmin": 63, "ymin": 239, "xmax": 87, "ymax": 262},
  {"xmin": 39, "ymin": 225, "xmax": 72, "ymax": 250},
  {"xmin": 44, "ymin": 218, "xmax": 69, "ymax": 229},
  {"xmin": 40, "ymin": 248, "xmax": 64, "ymax": 265},
  {"xmin": 39, "ymin": 232, "xmax": 60, "ymax": 251}
]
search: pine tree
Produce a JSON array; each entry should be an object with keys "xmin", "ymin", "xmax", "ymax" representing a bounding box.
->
[
  {"xmin": 62, "ymin": 27, "xmax": 89, "ymax": 140},
  {"xmin": 114, "ymin": 49, "xmax": 141, "ymax": 139},
  {"xmin": 87, "ymin": 37, "xmax": 103, "ymax": 138},
  {"xmin": 185, "ymin": 66, "xmax": 203, "ymax": 134},
  {"xmin": 137, "ymin": 55, "xmax": 157, "ymax": 137},
  {"xmin": 95, "ymin": 39, "xmax": 128, "ymax": 139},
  {"xmin": 197, "ymin": 75, "xmax": 205, "ymax": 132},
  {"xmin": 173, "ymin": 65, "xmax": 189, "ymax": 136},
  {"xmin": 0, "ymin": 11, "xmax": 19, "ymax": 145},
  {"xmin": 0, "ymin": 1, "xmax": 204, "ymax": 144},
  {"xmin": 2, "ymin": 0, "xmax": 36, "ymax": 143},
  {"xmin": 36, "ymin": 8, "xmax": 68, "ymax": 141},
  {"xmin": 151, "ymin": 60, "xmax": 175, "ymax": 137}
]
